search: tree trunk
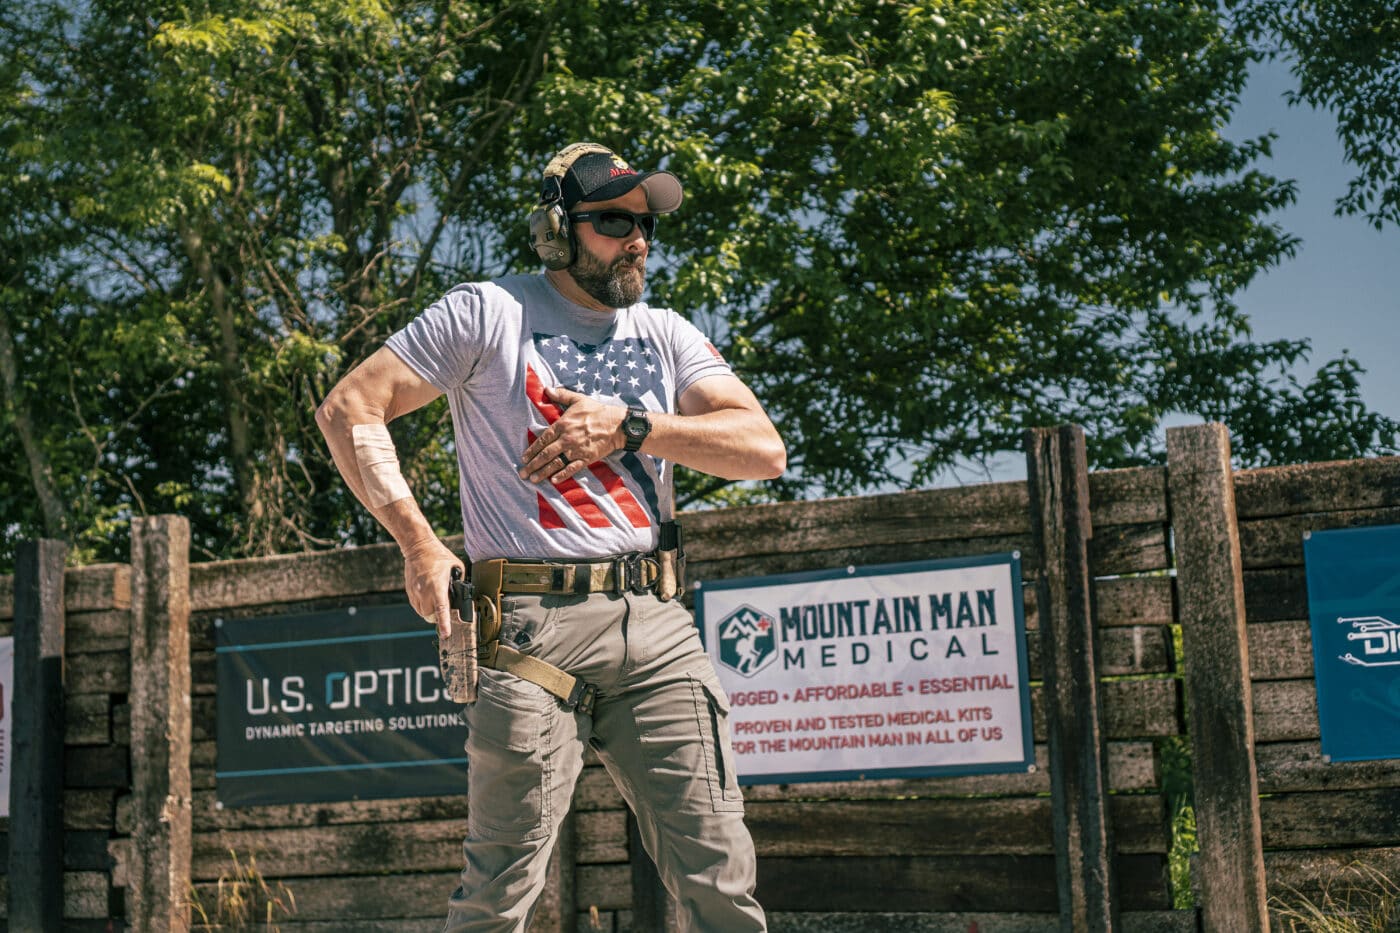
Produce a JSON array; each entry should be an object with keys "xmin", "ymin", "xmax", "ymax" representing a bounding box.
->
[{"xmin": 0, "ymin": 309, "xmax": 69, "ymax": 539}]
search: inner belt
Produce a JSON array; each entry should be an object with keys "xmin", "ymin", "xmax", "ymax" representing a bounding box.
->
[{"xmin": 494, "ymin": 552, "xmax": 660, "ymax": 596}]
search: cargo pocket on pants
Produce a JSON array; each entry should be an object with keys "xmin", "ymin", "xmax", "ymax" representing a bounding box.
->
[
  {"xmin": 466, "ymin": 667, "xmax": 555, "ymax": 841},
  {"xmin": 688, "ymin": 669, "xmax": 746, "ymax": 813}
]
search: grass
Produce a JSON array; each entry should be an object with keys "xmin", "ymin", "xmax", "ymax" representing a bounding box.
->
[
  {"xmin": 187, "ymin": 849, "xmax": 298, "ymax": 932},
  {"xmin": 1271, "ymin": 864, "xmax": 1400, "ymax": 932}
]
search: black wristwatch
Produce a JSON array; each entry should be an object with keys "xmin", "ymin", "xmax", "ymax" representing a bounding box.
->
[{"xmin": 622, "ymin": 407, "xmax": 651, "ymax": 452}]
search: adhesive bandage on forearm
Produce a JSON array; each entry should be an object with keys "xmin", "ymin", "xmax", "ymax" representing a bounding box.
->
[{"xmin": 351, "ymin": 422, "xmax": 413, "ymax": 508}]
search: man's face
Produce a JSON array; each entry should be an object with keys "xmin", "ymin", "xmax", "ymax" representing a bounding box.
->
[{"xmin": 568, "ymin": 186, "xmax": 651, "ymax": 309}]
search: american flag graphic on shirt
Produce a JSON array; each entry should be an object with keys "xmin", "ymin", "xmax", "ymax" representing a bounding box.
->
[{"xmin": 525, "ymin": 332, "xmax": 663, "ymax": 531}]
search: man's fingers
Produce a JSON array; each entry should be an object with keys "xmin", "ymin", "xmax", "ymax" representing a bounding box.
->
[{"xmin": 546, "ymin": 385, "xmax": 581, "ymax": 406}]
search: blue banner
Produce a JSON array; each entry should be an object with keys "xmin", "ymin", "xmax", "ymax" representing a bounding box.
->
[
  {"xmin": 216, "ymin": 604, "xmax": 467, "ymax": 806},
  {"xmin": 1305, "ymin": 524, "xmax": 1400, "ymax": 763}
]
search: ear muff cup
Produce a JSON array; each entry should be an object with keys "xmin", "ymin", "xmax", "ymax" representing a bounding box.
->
[
  {"xmin": 528, "ymin": 142, "xmax": 614, "ymax": 271},
  {"xmin": 529, "ymin": 201, "xmax": 573, "ymax": 270}
]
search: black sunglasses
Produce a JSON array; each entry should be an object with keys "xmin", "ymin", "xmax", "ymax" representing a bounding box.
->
[{"xmin": 568, "ymin": 209, "xmax": 658, "ymax": 241}]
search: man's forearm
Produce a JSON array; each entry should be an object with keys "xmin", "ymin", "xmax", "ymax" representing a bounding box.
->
[
  {"xmin": 636, "ymin": 408, "xmax": 786, "ymax": 480},
  {"xmin": 315, "ymin": 403, "xmax": 439, "ymax": 552}
]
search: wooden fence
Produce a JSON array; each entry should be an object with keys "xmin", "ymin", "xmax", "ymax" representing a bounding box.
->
[{"xmin": 2, "ymin": 422, "xmax": 1399, "ymax": 931}]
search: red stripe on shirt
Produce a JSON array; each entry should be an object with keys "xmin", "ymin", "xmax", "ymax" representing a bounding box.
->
[{"xmin": 588, "ymin": 463, "xmax": 652, "ymax": 529}]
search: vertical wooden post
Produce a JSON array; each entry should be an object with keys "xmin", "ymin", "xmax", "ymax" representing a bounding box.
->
[
  {"xmin": 128, "ymin": 515, "xmax": 193, "ymax": 932},
  {"xmin": 532, "ymin": 810, "xmax": 578, "ymax": 933},
  {"xmin": 628, "ymin": 810, "xmax": 679, "ymax": 933},
  {"xmin": 1167, "ymin": 424, "xmax": 1268, "ymax": 932},
  {"xmin": 9, "ymin": 538, "xmax": 68, "ymax": 931},
  {"xmin": 1024, "ymin": 426, "xmax": 1120, "ymax": 932}
]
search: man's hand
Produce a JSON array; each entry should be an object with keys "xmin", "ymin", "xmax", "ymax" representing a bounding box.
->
[
  {"xmin": 401, "ymin": 536, "xmax": 465, "ymax": 639},
  {"xmin": 519, "ymin": 385, "xmax": 628, "ymax": 484}
]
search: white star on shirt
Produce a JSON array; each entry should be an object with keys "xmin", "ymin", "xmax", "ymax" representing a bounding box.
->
[
  {"xmin": 626, "ymin": 359, "xmax": 638, "ymax": 370},
  {"xmin": 629, "ymin": 376, "xmax": 640, "ymax": 388}
]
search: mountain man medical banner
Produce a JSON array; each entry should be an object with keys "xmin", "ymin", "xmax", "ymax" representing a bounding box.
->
[{"xmin": 695, "ymin": 554, "xmax": 1033, "ymax": 784}]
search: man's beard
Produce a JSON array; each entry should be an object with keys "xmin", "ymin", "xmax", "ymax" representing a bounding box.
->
[{"xmin": 570, "ymin": 241, "xmax": 645, "ymax": 308}]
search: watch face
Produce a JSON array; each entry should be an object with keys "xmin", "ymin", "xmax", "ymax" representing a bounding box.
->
[{"xmin": 624, "ymin": 409, "xmax": 650, "ymax": 449}]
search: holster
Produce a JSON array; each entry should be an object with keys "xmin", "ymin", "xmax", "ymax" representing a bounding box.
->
[
  {"xmin": 656, "ymin": 520, "xmax": 686, "ymax": 602},
  {"xmin": 438, "ymin": 566, "xmax": 480, "ymax": 704}
]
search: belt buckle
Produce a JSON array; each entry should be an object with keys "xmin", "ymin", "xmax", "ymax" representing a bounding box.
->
[
  {"xmin": 565, "ymin": 679, "xmax": 598, "ymax": 714},
  {"xmin": 614, "ymin": 553, "xmax": 657, "ymax": 595}
]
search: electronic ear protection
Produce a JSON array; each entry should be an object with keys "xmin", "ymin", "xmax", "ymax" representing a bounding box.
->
[{"xmin": 528, "ymin": 142, "xmax": 614, "ymax": 270}]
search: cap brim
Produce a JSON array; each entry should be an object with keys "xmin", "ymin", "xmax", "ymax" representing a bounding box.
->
[{"xmin": 577, "ymin": 170, "xmax": 684, "ymax": 213}]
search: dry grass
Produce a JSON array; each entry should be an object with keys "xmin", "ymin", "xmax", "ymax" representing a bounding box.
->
[{"xmin": 187, "ymin": 850, "xmax": 298, "ymax": 932}]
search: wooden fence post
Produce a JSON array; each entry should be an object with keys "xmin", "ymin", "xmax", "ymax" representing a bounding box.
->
[
  {"xmin": 128, "ymin": 515, "xmax": 193, "ymax": 932},
  {"xmin": 532, "ymin": 810, "xmax": 578, "ymax": 933},
  {"xmin": 1024, "ymin": 426, "xmax": 1121, "ymax": 932},
  {"xmin": 9, "ymin": 538, "xmax": 68, "ymax": 931},
  {"xmin": 1166, "ymin": 424, "xmax": 1268, "ymax": 932},
  {"xmin": 628, "ymin": 810, "xmax": 679, "ymax": 933}
]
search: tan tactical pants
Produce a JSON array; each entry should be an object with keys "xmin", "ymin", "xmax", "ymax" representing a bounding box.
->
[{"xmin": 442, "ymin": 589, "xmax": 766, "ymax": 933}]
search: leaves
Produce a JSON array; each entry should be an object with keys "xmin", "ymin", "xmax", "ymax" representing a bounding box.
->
[{"xmin": 1, "ymin": 0, "xmax": 1395, "ymax": 571}]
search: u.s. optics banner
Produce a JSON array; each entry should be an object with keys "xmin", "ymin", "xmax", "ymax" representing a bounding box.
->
[
  {"xmin": 1305, "ymin": 523, "xmax": 1400, "ymax": 763},
  {"xmin": 216, "ymin": 605, "xmax": 467, "ymax": 806},
  {"xmin": 695, "ymin": 554, "xmax": 1032, "ymax": 784}
]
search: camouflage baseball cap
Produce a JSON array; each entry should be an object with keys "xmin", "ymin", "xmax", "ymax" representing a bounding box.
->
[{"xmin": 541, "ymin": 143, "xmax": 684, "ymax": 213}]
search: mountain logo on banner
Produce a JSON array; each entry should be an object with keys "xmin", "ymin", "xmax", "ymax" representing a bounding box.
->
[{"xmin": 717, "ymin": 605, "xmax": 778, "ymax": 677}]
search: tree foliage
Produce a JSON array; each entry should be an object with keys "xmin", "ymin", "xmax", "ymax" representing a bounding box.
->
[
  {"xmin": 1233, "ymin": 0, "xmax": 1400, "ymax": 230},
  {"xmin": 2, "ymin": 0, "xmax": 1395, "ymax": 570}
]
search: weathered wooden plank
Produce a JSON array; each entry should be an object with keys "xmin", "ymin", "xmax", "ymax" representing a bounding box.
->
[
  {"xmin": 64, "ymin": 745, "xmax": 130, "ymax": 790},
  {"xmin": 1247, "ymin": 620, "xmax": 1314, "ymax": 681},
  {"xmin": 1243, "ymin": 568, "xmax": 1308, "ymax": 624},
  {"xmin": 1235, "ymin": 456, "xmax": 1400, "ymax": 519},
  {"xmin": 1, "ymin": 562, "xmax": 135, "ymax": 621},
  {"xmin": 189, "ymin": 870, "xmax": 454, "ymax": 922},
  {"xmin": 1165, "ymin": 423, "xmax": 1268, "ymax": 933},
  {"xmin": 1240, "ymin": 505, "xmax": 1400, "ymax": 570},
  {"xmin": 1252, "ymin": 680, "xmax": 1319, "ymax": 742},
  {"xmin": 62, "ymin": 871, "xmax": 110, "ymax": 920},
  {"xmin": 1094, "ymin": 576, "xmax": 1175, "ymax": 629},
  {"xmin": 1256, "ymin": 740, "xmax": 1400, "ymax": 793},
  {"xmin": 1034, "ymin": 678, "xmax": 1182, "ymax": 741},
  {"xmin": 764, "ymin": 912, "xmax": 1198, "ymax": 933},
  {"xmin": 10, "ymin": 538, "xmax": 68, "ymax": 933},
  {"xmin": 572, "ymin": 741, "xmax": 1160, "ymax": 813},
  {"xmin": 1025, "ymin": 424, "xmax": 1120, "ymax": 932},
  {"xmin": 192, "ymin": 821, "xmax": 468, "ymax": 878},
  {"xmin": 189, "ymin": 538, "xmax": 429, "ymax": 611},
  {"xmin": 4, "ymin": 563, "xmax": 128, "ymax": 619},
  {"xmin": 63, "ymin": 790, "xmax": 117, "ymax": 831},
  {"xmin": 65, "ymin": 609, "xmax": 131, "ymax": 654},
  {"xmin": 127, "ymin": 516, "xmax": 194, "ymax": 932},
  {"xmin": 577, "ymin": 810, "xmax": 627, "ymax": 864},
  {"xmin": 62, "ymin": 693, "xmax": 111, "ymax": 746},
  {"xmin": 1264, "ymin": 846, "xmax": 1400, "ymax": 904},
  {"xmin": 1261, "ymin": 788, "xmax": 1400, "ymax": 848},
  {"xmin": 689, "ymin": 535, "xmax": 1038, "ymax": 589},
  {"xmin": 682, "ymin": 483, "xmax": 1033, "ymax": 565},
  {"xmin": 65, "ymin": 649, "xmax": 130, "ymax": 695},
  {"xmin": 1026, "ymin": 625, "xmax": 1172, "ymax": 678},
  {"xmin": 745, "ymin": 795, "xmax": 1166, "ymax": 857},
  {"xmin": 1088, "ymin": 522, "xmax": 1171, "ymax": 577},
  {"xmin": 190, "ymin": 790, "xmax": 470, "ymax": 832},
  {"xmin": 1089, "ymin": 467, "xmax": 1169, "ymax": 526},
  {"xmin": 750, "ymin": 854, "xmax": 1170, "ymax": 913}
]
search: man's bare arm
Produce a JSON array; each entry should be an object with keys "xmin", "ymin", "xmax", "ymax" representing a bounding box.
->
[
  {"xmin": 519, "ymin": 374, "xmax": 786, "ymax": 485},
  {"xmin": 315, "ymin": 346, "xmax": 463, "ymax": 635}
]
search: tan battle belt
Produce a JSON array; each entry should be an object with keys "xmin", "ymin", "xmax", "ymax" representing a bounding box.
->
[
  {"xmin": 490, "ymin": 552, "xmax": 661, "ymax": 596},
  {"xmin": 465, "ymin": 554, "xmax": 661, "ymax": 715}
]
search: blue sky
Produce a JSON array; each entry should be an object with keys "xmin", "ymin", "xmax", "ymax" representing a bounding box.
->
[{"xmin": 1229, "ymin": 55, "xmax": 1400, "ymax": 425}]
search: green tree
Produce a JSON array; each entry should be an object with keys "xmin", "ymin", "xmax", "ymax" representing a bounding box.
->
[
  {"xmin": 1234, "ymin": 0, "xmax": 1400, "ymax": 230},
  {"xmin": 2, "ymin": 0, "xmax": 1394, "ymax": 571}
]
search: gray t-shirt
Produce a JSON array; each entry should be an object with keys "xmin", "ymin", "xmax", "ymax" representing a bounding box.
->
[{"xmin": 386, "ymin": 273, "xmax": 733, "ymax": 560}]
